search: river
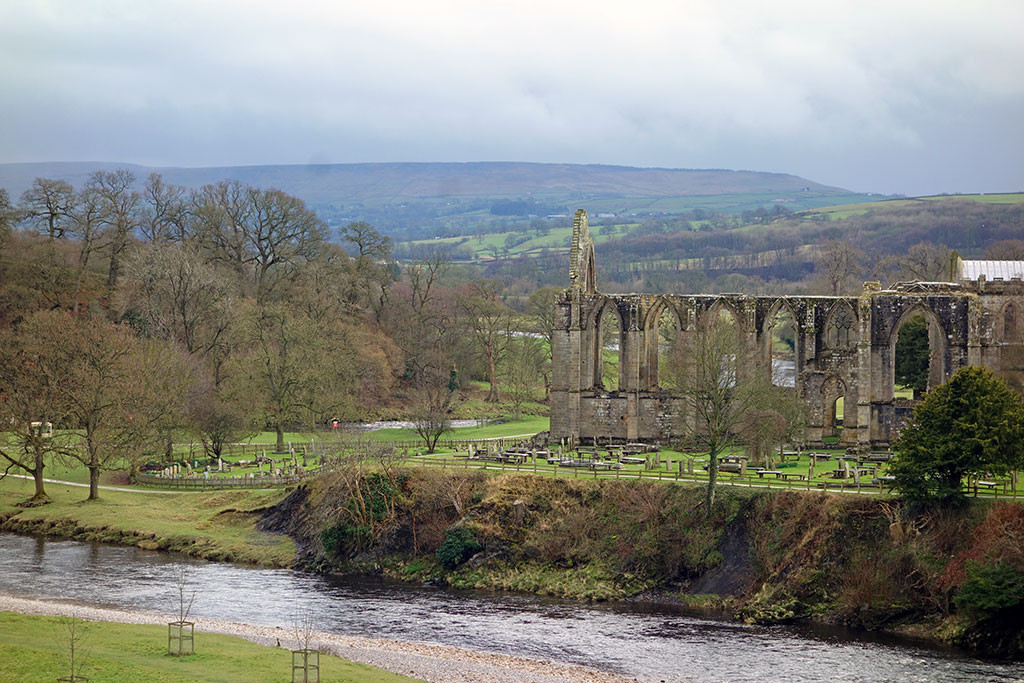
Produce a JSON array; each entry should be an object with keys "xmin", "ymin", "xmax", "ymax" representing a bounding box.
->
[{"xmin": 1, "ymin": 533, "xmax": 1021, "ymax": 682}]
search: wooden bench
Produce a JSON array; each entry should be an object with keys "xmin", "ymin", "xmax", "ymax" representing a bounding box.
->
[
  {"xmin": 757, "ymin": 470, "xmax": 783, "ymax": 478},
  {"xmin": 779, "ymin": 473, "xmax": 806, "ymax": 481}
]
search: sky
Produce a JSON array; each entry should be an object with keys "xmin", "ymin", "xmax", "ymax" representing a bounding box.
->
[{"xmin": 1, "ymin": 0, "xmax": 1022, "ymax": 196}]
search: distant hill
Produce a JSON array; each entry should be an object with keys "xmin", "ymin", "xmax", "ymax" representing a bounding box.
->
[
  {"xmin": 0, "ymin": 161, "xmax": 875, "ymax": 240},
  {"xmin": 0, "ymin": 161, "xmax": 852, "ymax": 203}
]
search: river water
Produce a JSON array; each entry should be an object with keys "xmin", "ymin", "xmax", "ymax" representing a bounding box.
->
[{"xmin": 1, "ymin": 533, "xmax": 1021, "ymax": 682}]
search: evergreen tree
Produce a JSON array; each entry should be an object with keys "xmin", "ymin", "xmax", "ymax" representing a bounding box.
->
[{"xmin": 891, "ymin": 366, "xmax": 1024, "ymax": 504}]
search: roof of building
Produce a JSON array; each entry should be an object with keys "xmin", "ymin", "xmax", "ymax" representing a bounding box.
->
[{"xmin": 959, "ymin": 259, "xmax": 1024, "ymax": 281}]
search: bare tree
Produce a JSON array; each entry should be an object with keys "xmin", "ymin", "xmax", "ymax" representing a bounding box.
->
[
  {"xmin": 85, "ymin": 168, "xmax": 140, "ymax": 290},
  {"xmin": 121, "ymin": 243, "xmax": 233, "ymax": 355},
  {"xmin": 875, "ymin": 241, "xmax": 952, "ymax": 285},
  {"xmin": 67, "ymin": 187, "xmax": 104, "ymax": 313},
  {"xmin": 460, "ymin": 280, "xmax": 513, "ymax": 402},
  {"xmin": 54, "ymin": 613, "xmax": 91, "ymax": 682},
  {"xmin": 168, "ymin": 564, "xmax": 196, "ymax": 656},
  {"xmin": 20, "ymin": 177, "xmax": 74, "ymax": 241},
  {"xmin": 173, "ymin": 565, "xmax": 196, "ymax": 625},
  {"xmin": 664, "ymin": 316, "xmax": 772, "ymax": 516},
  {"xmin": 501, "ymin": 336, "xmax": 543, "ymax": 421},
  {"xmin": 412, "ymin": 364, "xmax": 462, "ymax": 453},
  {"xmin": 191, "ymin": 181, "xmax": 325, "ymax": 303},
  {"xmin": 0, "ymin": 313, "xmax": 82, "ymax": 504},
  {"xmin": 140, "ymin": 173, "xmax": 190, "ymax": 243},
  {"xmin": 338, "ymin": 221, "xmax": 394, "ymax": 320},
  {"xmin": 0, "ymin": 188, "xmax": 19, "ymax": 245},
  {"xmin": 985, "ymin": 239, "xmax": 1024, "ymax": 260},
  {"xmin": 813, "ymin": 239, "xmax": 866, "ymax": 295}
]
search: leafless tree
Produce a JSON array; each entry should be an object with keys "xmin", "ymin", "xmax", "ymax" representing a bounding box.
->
[
  {"xmin": 875, "ymin": 241, "xmax": 952, "ymax": 285},
  {"xmin": 814, "ymin": 239, "xmax": 866, "ymax": 295},
  {"xmin": 501, "ymin": 336, "xmax": 543, "ymax": 420},
  {"xmin": 191, "ymin": 181, "xmax": 326, "ymax": 304},
  {"xmin": 54, "ymin": 613, "xmax": 91, "ymax": 682},
  {"xmin": 985, "ymin": 239, "xmax": 1024, "ymax": 260},
  {"xmin": 20, "ymin": 177, "xmax": 74, "ymax": 241},
  {"xmin": 0, "ymin": 313, "xmax": 80, "ymax": 503},
  {"xmin": 85, "ymin": 168, "xmax": 140, "ymax": 290},
  {"xmin": 460, "ymin": 280, "xmax": 513, "ymax": 401},
  {"xmin": 173, "ymin": 564, "xmax": 196, "ymax": 624},
  {"xmin": 140, "ymin": 173, "xmax": 190, "ymax": 244},
  {"xmin": 663, "ymin": 316, "xmax": 773, "ymax": 516}
]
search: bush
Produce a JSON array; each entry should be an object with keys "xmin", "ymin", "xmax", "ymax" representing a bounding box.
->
[
  {"xmin": 955, "ymin": 561, "xmax": 1024, "ymax": 615},
  {"xmin": 436, "ymin": 526, "xmax": 481, "ymax": 570}
]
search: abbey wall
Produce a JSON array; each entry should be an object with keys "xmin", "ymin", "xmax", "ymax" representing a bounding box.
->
[{"xmin": 550, "ymin": 210, "xmax": 1024, "ymax": 448}]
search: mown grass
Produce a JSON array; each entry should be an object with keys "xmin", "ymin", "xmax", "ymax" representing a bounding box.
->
[
  {"xmin": 0, "ymin": 611, "xmax": 420, "ymax": 683},
  {"xmin": 365, "ymin": 415, "xmax": 550, "ymax": 443},
  {"xmin": 0, "ymin": 478, "xmax": 295, "ymax": 567}
]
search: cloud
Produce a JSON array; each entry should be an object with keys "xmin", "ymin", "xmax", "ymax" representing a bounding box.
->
[{"xmin": 1, "ymin": 0, "xmax": 1022, "ymax": 194}]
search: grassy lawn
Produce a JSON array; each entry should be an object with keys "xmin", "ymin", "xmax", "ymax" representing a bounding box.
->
[
  {"xmin": 366, "ymin": 415, "xmax": 550, "ymax": 443},
  {"xmin": 0, "ymin": 479, "xmax": 295, "ymax": 567},
  {"xmin": 0, "ymin": 611, "xmax": 419, "ymax": 683}
]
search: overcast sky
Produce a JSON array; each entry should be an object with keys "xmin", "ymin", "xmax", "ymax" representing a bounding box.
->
[{"xmin": 1, "ymin": 0, "xmax": 1022, "ymax": 195}]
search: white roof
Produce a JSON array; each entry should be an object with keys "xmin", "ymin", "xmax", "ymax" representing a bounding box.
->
[{"xmin": 959, "ymin": 260, "xmax": 1024, "ymax": 281}]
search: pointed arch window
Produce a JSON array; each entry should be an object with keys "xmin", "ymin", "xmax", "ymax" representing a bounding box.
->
[{"xmin": 826, "ymin": 305, "xmax": 855, "ymax": 348}]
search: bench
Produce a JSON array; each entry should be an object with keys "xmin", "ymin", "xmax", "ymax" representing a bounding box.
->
[
  {"xmin": 757, "ymin": 470, "xmax": 783, "ymax": 478},
  {"xmin": 779, "ymin": 473, "xmax": 806, "ymax": 481}
]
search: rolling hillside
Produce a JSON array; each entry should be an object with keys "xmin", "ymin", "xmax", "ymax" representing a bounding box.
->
[{"xmin": 0, "ymin": 161, "xmax": 855, "ymax": 203}]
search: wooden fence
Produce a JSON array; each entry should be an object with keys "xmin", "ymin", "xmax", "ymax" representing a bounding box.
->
[{"xmin": 407, "ymin": 455, "xmax": 1024, "ymax": 500}]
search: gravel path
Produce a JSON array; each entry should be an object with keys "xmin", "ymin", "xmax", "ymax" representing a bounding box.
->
[{"xmin": 0, "ymin": 593, "xmax": 639, "ymax": 683}]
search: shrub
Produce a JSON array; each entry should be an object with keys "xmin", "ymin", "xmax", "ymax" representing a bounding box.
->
[
  {"xmin": 955, "ymin": 561, "xmax": 1024, "ymax": 615},
  {"xmin": 436, "ymin": 526, "xmax": 481, "ymax": 570}
]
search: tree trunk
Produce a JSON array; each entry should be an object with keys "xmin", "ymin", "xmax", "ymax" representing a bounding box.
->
[
  {"xmin": 486, "ymin": 354, "xmax": 499, "ymax": 402},
  {"xmin": 705, "ymin": 448, "xmax": 718, "ymax": 518},
  {"xmin": 32, "ymin": 459, "xmax": 48, "ymax": 501},
  {"xmin": 275, "ymin": 423, "xmax": 285, "ymax": 453},
  {"xmin": 88, "ymin": 466, "xmax": 100, "ymax": 500}
]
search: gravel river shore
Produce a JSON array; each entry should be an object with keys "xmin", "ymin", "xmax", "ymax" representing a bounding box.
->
[{"xmin": 0, "ymin": 593, "xmax": 637, "ymax": 683}]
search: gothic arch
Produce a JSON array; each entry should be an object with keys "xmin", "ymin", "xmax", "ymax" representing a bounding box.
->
[
  {"xmin": 643, "ymin": 297, "xmax": 684, "ymax": 389},
  {"xmin": 890, "ymin": 304, "xmax": 949, "ymax": 394},
  {"xmin": 824, "ymin": 300, "xmax": 857, "ymax": 349},
  {"xmin": 821, "ymin": 374, "xmax": 848, "ymax": 439},
  {"xmin": 592, "ymin": 299, "xmax": 624, "ymax": 391}
]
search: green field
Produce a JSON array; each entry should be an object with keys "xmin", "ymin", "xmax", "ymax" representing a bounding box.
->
[
  {"xmin": 0, "ymin": 478, "xmax": 294, "ymax": 566},
  {"xmin": 798, "ymin": 193, "xmax": 1024, "ymax": 220},
  {"xmin": 0, "ymin": 611, "xmax": 418, "ymax": 683}
]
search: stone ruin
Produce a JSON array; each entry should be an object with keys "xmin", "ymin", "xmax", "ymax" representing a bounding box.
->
[{"xmin": 550, "ymin": 210, "xmax": 1024, "ymax": 448}]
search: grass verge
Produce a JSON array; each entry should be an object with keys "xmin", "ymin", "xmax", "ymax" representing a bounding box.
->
[
  {"xmin": 0, "ymin": 611, "xmax": 419, "ymax": 683},
  {"xmin": 0, "ymin": 478, "xmax": 295, "ymax": 567}
]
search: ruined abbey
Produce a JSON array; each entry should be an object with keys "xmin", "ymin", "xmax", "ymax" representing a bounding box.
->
[{"xmin": 550, "ymin": 210, "xmax": 1024, "ymax": 448}]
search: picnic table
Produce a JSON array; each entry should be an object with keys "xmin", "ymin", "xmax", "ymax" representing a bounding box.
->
[{"xmin": 975, "ymin": 480, "xmax": 1007, "ymax": 494}]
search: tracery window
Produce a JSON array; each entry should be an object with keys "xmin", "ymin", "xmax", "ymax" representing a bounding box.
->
[{"xmin": 826, "ymin": 305, "xmax": 855, "ymax": 348}]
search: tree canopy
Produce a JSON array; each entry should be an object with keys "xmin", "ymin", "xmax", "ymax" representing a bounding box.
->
[{"xmin": 891, "ymin": 366, "xmax": 1024, "ymax": 504}]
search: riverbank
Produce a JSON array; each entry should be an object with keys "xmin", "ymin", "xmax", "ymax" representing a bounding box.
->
[
  {"xmin": 5, "ymin": 469, "xmax": 1023, "ymax": 659},
  {"xmin": 272, "ymin": 470, "xmax": 1024, "ymax": 659},
  {"xmin": 0, "ymin": 594, "xmax": 633, "ymax": 683},
  {"xmin": 0, "ymin": 477, "xmax": 295, "ymax": 567}
]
